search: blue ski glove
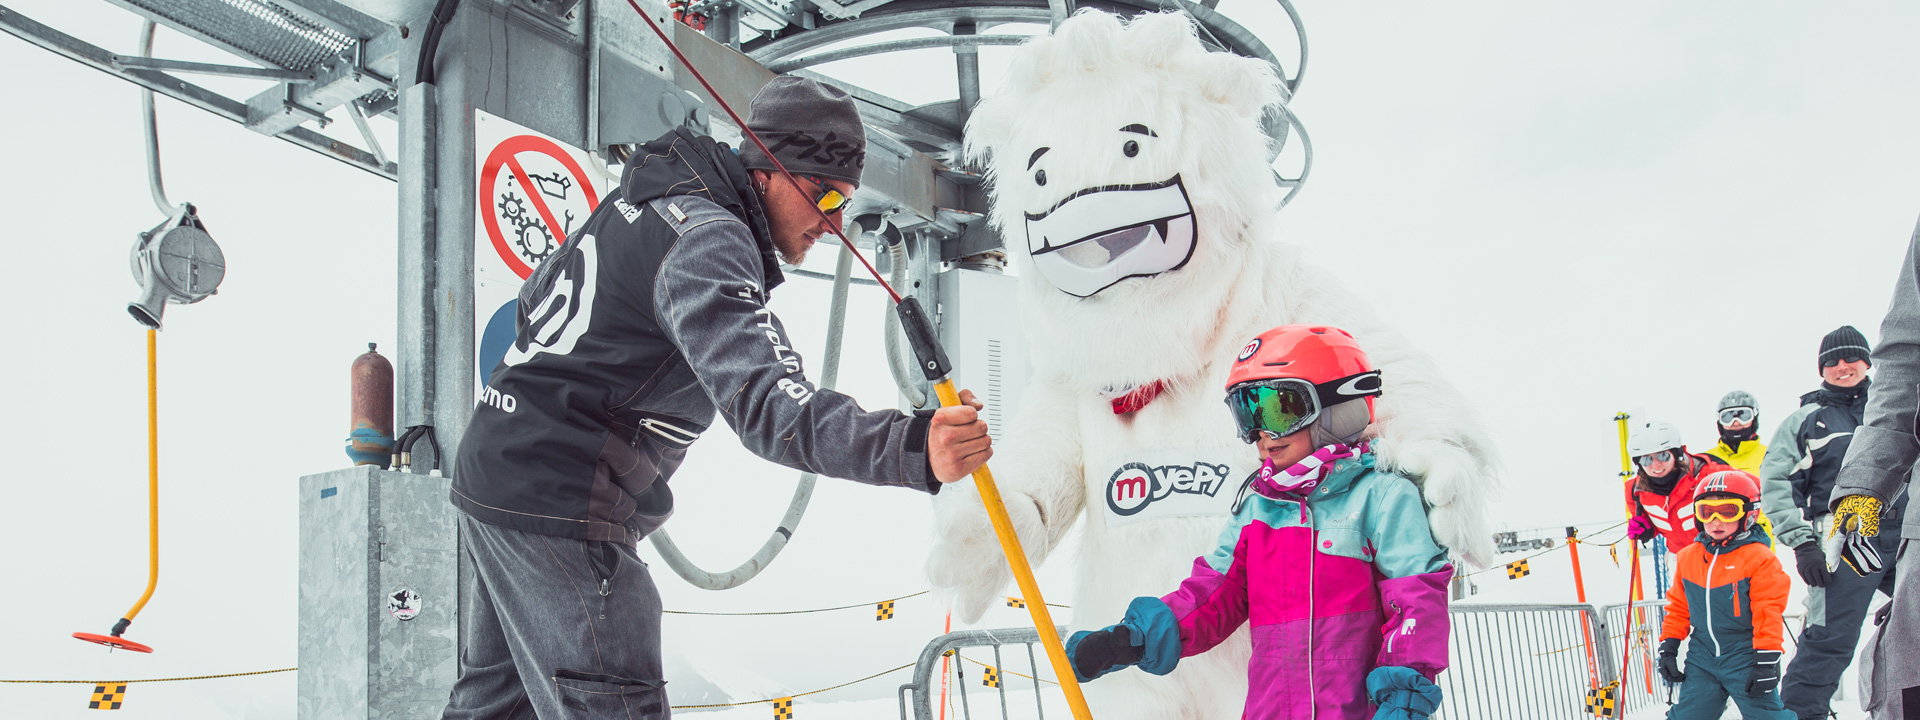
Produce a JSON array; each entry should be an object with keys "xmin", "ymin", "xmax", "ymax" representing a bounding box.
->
[
  {"xmin": 1063, "ymin": 597, "xmax": 1182, "ymax": 681},
  {"xmin": 1065, "ymin": 626, "xmax": 1141, "ymax": 681},
  {"xmin": 1368, "ymin": 666, "xmax": 1442, "ymax": 720}
]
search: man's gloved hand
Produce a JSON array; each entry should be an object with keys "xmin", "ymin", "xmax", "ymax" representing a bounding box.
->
[
  {"xmin": 1627, "ymin": 516, "xmax": 1659, "ymax": 543},
  {"xmin": 1793, "ymin": 541, "xmax": 1832, "ymax": 587},
  {"xmin": 1832, "ymin": 495, "xmax": 1884, "ymax": 537},
  {"xmin": 1830, "ymin": 495, "xmax": 1888, "ymax": 576},
  {"xmin": 1745, "ymin": 649, "xmax": 1783, "ymax": 696},
  {"xmin": 1366, "ymin": 666, "xmax": 1442, "ymax": 720},
  {"xmin": 1657, "ymin": 638, "xmax": 1686, "ymax": 684},
  {"xmin": 1839, "ymin": 528, "xmax": 1887, "ymax": 576},
  {"xmin": 1065, "ymin": 626, "xmax": 1144, "ymax": 682}
]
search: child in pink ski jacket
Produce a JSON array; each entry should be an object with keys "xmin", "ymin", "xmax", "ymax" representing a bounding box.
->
[{"xmin": 1066, "ymin": 325, "xmax": 1455, "ymax": 720}]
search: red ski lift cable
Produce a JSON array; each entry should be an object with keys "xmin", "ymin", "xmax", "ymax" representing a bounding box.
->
[
  {"xmin": 620, "ymin": 0, "xmax": 898, "ymax": 303},
  {"xmin": 619, "ymin": 5, "xmax": 1094, "ymax": 718}
]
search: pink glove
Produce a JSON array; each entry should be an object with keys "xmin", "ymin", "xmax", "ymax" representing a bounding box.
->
[{"xmin": 1627, "ymin": 516, "xmax": 1658, "ymax": 542}]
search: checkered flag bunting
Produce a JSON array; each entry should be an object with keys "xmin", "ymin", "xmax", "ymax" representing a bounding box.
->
[
  {"xmin": 875, "ymin": 600, "xmax": 895, "ymax": 621},
  {"xmin": 1005, "ymin": 596, "xmax": 1026, "ymax": 608},
  {"xmin": 88, "ymin": 683, "xmax": 128, "ymax": 710},
  {"xmin": 772, "ymin": 696, "xmax": 793, "ymax": 719},
  {"xmin": 1506, "ymin": 559, "xmax": 1531, "ymax": 579},
  {"xmin": 1585, "ymin": 681, "xmax": 1619, "ymax": 717},
  {"xmin": 981, "ymin": 665, "xmax": 1000, "ymax": 688}
]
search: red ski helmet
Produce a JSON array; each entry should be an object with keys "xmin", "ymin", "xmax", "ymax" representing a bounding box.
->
[
  {"xmin": 1694, "ymin": 470, "xmax": 1763, "ymax": 504},
  {"xmin": 1692, "ymin": 470, "xmax": 1764, "ymax": 528},
  {"xmin": 1224, "ymin": 325, "xmax": 1382, "ymax": 442}
]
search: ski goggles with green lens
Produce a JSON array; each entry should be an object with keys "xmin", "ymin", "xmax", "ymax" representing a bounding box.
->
[
  {"xmin": 1224, "ymin": 371, "xmax": 1382, "ymax": 444},
  {"xmin": 1717, "ymin": 407, "xmax": 1756, "ymax": 426}
]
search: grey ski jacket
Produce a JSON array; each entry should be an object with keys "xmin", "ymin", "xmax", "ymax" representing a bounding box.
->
[
  {"xmin": 1835, "ymin": 216, "xmax": 1920, "ymax": 541},
  {"xmin": 452, "ymin": 128, "xmax": 938, "ymax": 544},
  {"xmin": 1760, "ymin": 381, "xmax": 1871, "ymax": 549}
]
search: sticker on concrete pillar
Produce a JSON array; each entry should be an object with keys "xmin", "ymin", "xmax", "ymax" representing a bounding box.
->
[{"xmin": 388, "ymin": 588, "xmax": 422, "ymax": 621}]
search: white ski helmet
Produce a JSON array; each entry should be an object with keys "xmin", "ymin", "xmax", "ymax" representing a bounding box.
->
[
  {"xmin": 1718, "ymin": 390, "xmax": 1757, "ymax": 413},
  {"xmin": 1626, "ymin": 420, "xmax": 1684, "ymax": 458}
]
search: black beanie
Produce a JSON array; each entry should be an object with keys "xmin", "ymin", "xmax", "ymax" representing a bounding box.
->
[
  {"xmin": 736, "ymin": 76, "xmax": 866, "ymax": 186},
  {"xmin": 1818, "ymin": 325, "xmax": 1871, "ymax": 370}
]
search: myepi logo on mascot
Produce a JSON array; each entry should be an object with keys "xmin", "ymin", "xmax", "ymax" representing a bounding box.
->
[{"xmin": 1104, "ymin": 452, "xmax": 1236, "ymax": 520}]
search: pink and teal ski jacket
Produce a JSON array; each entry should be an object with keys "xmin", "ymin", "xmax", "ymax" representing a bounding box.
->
[{"xmin": 1159, "ymin": 445, "xmax": 1453, "ymax": 719}]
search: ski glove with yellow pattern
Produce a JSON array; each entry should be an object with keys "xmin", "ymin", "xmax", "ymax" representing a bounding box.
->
[{"xmin": 1829, "ymin": 495, "xmax": 1886, "ymax": 576}]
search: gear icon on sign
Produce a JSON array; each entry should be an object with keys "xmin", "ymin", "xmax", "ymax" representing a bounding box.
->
[{"xmin": 497, "ymin": 193, "xmax": 557, "ymax": 264}]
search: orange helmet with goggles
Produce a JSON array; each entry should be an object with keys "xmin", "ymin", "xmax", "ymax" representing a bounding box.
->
[
  {"xmin": 1224, "ymin": 325, "xmax": 1382, "ymax": 444},
  {"xmin": 1691, "ymin": 470, "xmax": 1763, "ymax": 527}
]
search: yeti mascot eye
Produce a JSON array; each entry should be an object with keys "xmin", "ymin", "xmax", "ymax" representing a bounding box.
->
[{"xmin": 1021, "ymin": 121, "xmax": 1196, "ymax": 298}]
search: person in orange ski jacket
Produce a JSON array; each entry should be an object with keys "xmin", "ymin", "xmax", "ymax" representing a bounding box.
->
[{"xmin": 1657, "ymin": 470, "xmax": 1793, "ymax": 720}]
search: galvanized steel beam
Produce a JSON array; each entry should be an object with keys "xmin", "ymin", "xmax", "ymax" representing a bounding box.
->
[
  {"xmin": 0, "ymin": 4, "xmax": 396, "ymax": 180},
  {"xmin": 114, "ymin": 55, "xmax": 317, "ymax": 81},
  {"xmin": 761, "ymin": 32, "xmax": 1027, "ymax": 73}
]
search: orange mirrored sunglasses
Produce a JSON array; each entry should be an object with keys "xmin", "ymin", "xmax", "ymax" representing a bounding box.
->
[{"xmin": 801, "ymin": 175, "xmax": 850, "ymax": 213}]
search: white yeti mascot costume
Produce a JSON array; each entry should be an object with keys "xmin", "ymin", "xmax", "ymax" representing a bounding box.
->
[{"xmin": 925, "ymin": 11, "xmax": 1499, "ymax": 719}]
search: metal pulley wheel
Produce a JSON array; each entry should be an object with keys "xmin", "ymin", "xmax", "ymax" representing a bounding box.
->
[{"xmin": 127, "ymin": 204, "xmax": 225, "ymax": 329}]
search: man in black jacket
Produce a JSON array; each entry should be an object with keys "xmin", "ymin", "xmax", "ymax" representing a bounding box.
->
[
  {"xmin": 442, "ymin": 77, "xmax": 993, "ymax": 719},
  {"xmin": 1761, "ymin": 325, "xmax": 1906, "ymax": 719}
]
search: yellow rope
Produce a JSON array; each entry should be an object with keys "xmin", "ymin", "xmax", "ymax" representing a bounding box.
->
[
  {"xmin": 664, "ymin": 591, "xmax": 928, "ymax": 616},
  {"xmin": 663, "ymin": 590, "xmax": 1067, "ymax": 616},
  {"xmin": 956, "ymin": 653, "xmax": 1060, "ymax": 686},
  {"xmin": 1463, "ymin": 520, "xmax": 1628, "ymax": 579},
  {"xmin": 0, "ymin": 668, "xmax": 296, "ymax": 684},
  {"xmin": 668, "ymin": 662, "xmax": 915, "ymax": 709}
]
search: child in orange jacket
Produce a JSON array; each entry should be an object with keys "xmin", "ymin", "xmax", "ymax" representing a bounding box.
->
[{"xmin": 1657, "ymin": 470, "xmax": 1793, "ymax": 720}]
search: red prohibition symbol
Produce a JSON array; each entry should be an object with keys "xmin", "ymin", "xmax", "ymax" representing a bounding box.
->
[{"xmin": 480, "ymin": 135, "xmax": 602, "ymax": 279}]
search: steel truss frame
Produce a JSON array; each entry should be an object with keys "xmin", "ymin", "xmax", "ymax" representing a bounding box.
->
[{"xmin": 0, "ymin": 2, "xmax": 399, "ymax": 179}]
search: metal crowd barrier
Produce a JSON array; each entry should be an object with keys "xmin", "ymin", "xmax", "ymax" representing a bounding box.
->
[
  {"xmin": 899, "ymin": 627, "xmax": 1064, "ymax": 720},
  {"xmin": 1596, "ymin": 600, "xmax": 1674, "ymax": 716},
  {"xmin": 898, "ymin": 603, "xmax": 1677, "ymax": 720},
  {"xmin": 1442, "ymin": 603, "xmax": 1614, "ymax": 719}
]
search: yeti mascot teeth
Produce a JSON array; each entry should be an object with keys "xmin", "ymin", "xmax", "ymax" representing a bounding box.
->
[{"xmin": 925, "ymin": 10, "xmax": 1499, "ymax": 718}]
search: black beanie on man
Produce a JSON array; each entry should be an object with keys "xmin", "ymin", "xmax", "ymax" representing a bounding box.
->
[
  {"xmin": 1818, "ymin": 325, "xmax": 1872, "ymax": 370},
  {"xmin": 736, "ymin": 76, "xmax": 866, "ymax": 187}
]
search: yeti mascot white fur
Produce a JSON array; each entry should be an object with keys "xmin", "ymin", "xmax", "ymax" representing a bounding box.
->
[{"xmin": 925, "ymin": 11, "xmax": 1499, "ymax": 719}]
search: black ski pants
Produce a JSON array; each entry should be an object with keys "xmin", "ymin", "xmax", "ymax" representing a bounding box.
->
[
  {"xmin": 1780, "ymin": 527, "xmax": 1901, "ymax": 719},
  {"xmin": 441, "ymin": 514, "xmax": 669, "ymax": 719}
]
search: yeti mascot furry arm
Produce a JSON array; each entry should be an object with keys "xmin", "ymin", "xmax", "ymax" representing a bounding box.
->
[{"xmin": 926, "ymin": 11, "xmax": 1497, "ymax": 688}]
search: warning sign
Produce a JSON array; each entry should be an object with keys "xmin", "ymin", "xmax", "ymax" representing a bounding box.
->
[{"xmin": 473, "ymin": 112, "xmax": 606, "ymax": 400}]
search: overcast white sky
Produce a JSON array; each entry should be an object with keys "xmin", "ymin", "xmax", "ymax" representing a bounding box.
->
[{"xmin": 3, "ymin": 2, "xmax": 1918, "ymax": 717}]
